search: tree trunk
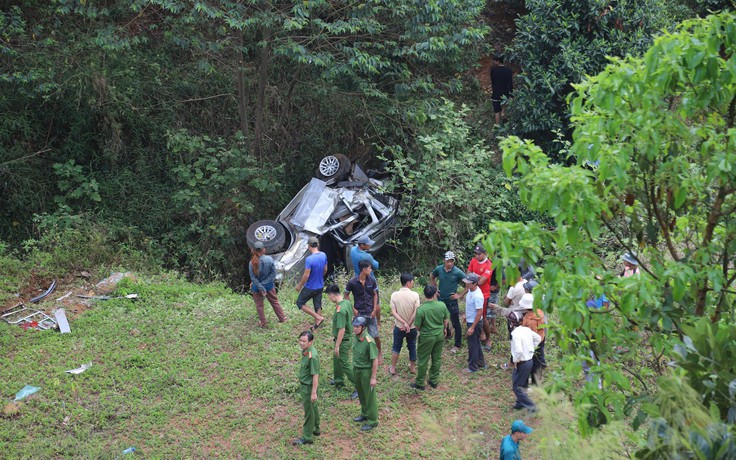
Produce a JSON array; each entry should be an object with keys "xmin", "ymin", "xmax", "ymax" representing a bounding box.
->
[
  {"xmin": 236, "ymin": 30, "xmax": 250, "ymax": 146},
  {"xmin": 254, "ymin": 27, "xmax": 272, "ymax": 160}
]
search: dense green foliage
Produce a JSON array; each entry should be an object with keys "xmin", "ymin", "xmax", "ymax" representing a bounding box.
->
[
  {"xmin": 382, "ymin": 99, "xmax": 543, "ymax": 266},
  {"xmin": 0, "ymin": 0, "xmax": 488, "ymax": 282},
  {"xmin": 504, "ymin": 0, "xmax": 685, "ymax": 158},
  {"xmin": 482, "ymin": 10, "xmax": 736, "ymax": 455}
]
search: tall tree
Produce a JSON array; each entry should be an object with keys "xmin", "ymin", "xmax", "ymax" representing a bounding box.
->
[{"xmin": 483, "ymin": 10, "xmax": 736, "ymax": 434}]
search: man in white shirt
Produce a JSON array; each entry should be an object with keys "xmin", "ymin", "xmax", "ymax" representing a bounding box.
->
[
  {"xmin": 462, "ymin": 273, "xmax": 486, "ymax": 373},
  {"xmin": 510, "ymin": 323, "xmax": 541, "ymax": 412}
]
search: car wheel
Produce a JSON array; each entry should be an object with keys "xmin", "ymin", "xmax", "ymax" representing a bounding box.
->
[
  {"xmin": 315, "ymin": 154, "xmax": 351, "ymax": 182},
  {"xmin": 246, "ymin": 220, "xmax": 287, "ymax": 252}
]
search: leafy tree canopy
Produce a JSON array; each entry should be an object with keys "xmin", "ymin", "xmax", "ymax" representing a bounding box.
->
[{"xmin": 481, "ymin": 10, "xmax": 736, "ymax": 440}]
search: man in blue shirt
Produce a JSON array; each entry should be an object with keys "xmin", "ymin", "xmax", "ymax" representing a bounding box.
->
[
  {"xmin": 296, "ymin": 236, "xmax": 328, "ymax": 329},
  {"xmin": 500, "ymin": 420, "xmax": 533, "ymax": 460},
  {"xmin": 350, "ymin": 236, "xmax": 379, "ymax": 278}
]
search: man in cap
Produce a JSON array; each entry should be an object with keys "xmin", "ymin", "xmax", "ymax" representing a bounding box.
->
[
  {"xmin": 351, "ymin": 316, "xmax": 379, "ymax": 431},
  {"xmin": 296, "ymin": 236, "xmax": 328, "ymax": 328},
  {"xmin": 499, "ymin": 420, "xmax": 533, "ymax": 460},
  {"xmin": 620, "ymin": 252, "xmax": 640, "ymax": 278},
  {"xmin": 462, "ymin": 273, "xmax": 487, "ymax": 373},
  {"xmin": 458, "ymin": 245, "xmax": 495, "ymax": 351},
  {"xmin": 389, "ymin": 273, "xmax": 420, "ymax": 375},
  {"xmin": 292, "ymin": 330, "xmax": 320, "ymax": 445},
  {"xmin": 429, "ymin": 250, "xmax": 466, "ymax": 353},
  {"xmin": 345, "ymin": 260, "xmax": 382, "ymax": 363},
  {"xmin": 325, "ymin": 284, "xmax": 358, "ymax": 399},
  {"xmin": 510, "ymin": 320, "xmax": 541, "ymax": 412},
  {"xmin": 411, "ymin": 285, "xmax": 450, "ymax": 390}
]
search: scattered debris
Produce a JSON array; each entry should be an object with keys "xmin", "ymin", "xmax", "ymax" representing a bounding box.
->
[
  {"xmin": 95, "ymin": 272, "xmax": 132, "ymax": 295},
  {"xmin": 1, "ymin": 304, "xmax": 58, "ymax": 330},
  {"xmin": 65, "ymin": 363, "xmax": 92, "ymax": 375},
  {"xmin": 30, "ymin": 279, "xmax": 57, "ymax": 303},
  {"xmin": 76, "ymin": 293, "xmax": 138, "ymax": 300},
  {"xmin": 122, "ymin": 447, "xmax": 136, "ymax": 454},
  {"xmin": 62, "ymin": 415, "xmax": 71, "ymax": 426},
  {"xmin": 2, "ymin": 402, "xmax": 22, "ymax": 418},
  {"xmin": 55, "ymin": 308, "xmax": 71, "ymax": 333},
  {"xmin": 14, "ymin": 385, "xmax": 40, "ymax": 401},
  {"xmin": 56, "ymin": 291, "xmax": 73, "ymax": 302}
]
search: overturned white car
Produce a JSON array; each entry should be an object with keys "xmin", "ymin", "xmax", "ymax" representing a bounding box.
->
[{"xmin": 246, "ymin": 155, "xmax": 399, "ymax": 282}]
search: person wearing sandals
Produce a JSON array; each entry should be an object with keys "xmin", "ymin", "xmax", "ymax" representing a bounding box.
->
[
  {"xmin": 389, "ymin": 273, "xmax": 420, "ymax": 376},
  {"xmin": 295, "ymin": 236, "xmax": 327, "ymax": 329},
  {"xmin": 249, "ymin": 241, "xmax": 287, "ymax": 328}
]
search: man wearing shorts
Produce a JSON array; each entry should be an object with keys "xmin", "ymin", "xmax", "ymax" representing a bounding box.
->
[
  {"xmin": 295, "ymin": 236, "xmax": 327, "ymax": 329},
  {"xmin": 345, "ymin": 259, "xmax": 382, "ymax": 364}
]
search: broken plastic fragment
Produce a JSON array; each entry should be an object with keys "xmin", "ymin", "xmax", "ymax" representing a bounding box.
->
[
  {"xmin": 14, "ymin": 385, "xmax": 40, "ymax": 401},
  {"xmin": 65, "ymin": 363, "xmax": 92, "ymax": 375}
]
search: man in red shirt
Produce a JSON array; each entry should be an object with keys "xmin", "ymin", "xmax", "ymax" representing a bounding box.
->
[{"xmin": 459, "ymin": 244, "xmax": 495, "ymax": 351}]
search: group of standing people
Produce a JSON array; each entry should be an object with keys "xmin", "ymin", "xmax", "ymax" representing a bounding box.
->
[{"xmin": 248, "ymin": 236, "xmax": 539, "ymax": 457}]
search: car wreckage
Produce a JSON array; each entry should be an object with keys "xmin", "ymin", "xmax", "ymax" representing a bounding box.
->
[{"xmin": 246, "ymin": 155, "xmax": 399, "ymax": 282}]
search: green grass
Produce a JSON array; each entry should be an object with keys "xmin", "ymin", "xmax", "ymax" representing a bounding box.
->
[{"xmin": 1, "ymin": 268, "xmax": 574, "ymax": 459}]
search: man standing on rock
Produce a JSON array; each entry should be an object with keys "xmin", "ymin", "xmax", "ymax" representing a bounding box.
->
[
  {"xmin": 292, "ymin": 330, "xmax": 320, "ymax": 446},
  {"xmin": 351, "ymin": 316, "xmax": 379, "ymax": 432},
  {"xmin": 429, "ymin": 251, "xmax": 466, "ymax": 354},
  {"xmin": 411, "ymin": 285, "xmax": 450, "ymax": 390},
  {"xmin": 295, "ymin": 236, "xmax": 327, "ymax": 329}
]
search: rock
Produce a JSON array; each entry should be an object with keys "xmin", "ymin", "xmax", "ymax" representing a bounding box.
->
[
  {"xmin": 95, "ymin": 272, "xmax": 133, "ymax": 295},
  {"xmin": 80, "ymin": 271, "xmax": 91, "ymax": 278}
]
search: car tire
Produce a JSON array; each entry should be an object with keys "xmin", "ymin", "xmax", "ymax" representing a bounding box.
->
[
  {"xmin": 315, "ymin": 154, "xmax": 351, "ymax": 182},
  {"xmin": 246, "ymin": 220, "xmax": 287, "ymax": 252}
]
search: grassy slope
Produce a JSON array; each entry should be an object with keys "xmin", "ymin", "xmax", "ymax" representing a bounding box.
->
[{"xmin": 1, "ymin": 270, "xmax": 564, "ymax": 459}]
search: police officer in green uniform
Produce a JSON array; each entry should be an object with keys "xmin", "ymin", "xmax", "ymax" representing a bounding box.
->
[
  {"xmin": 351, "ymin": 316, "xmax": 379, "ymax": 431},
  {"xmin": 326, "ymin": 284, "xmax": 358, "ymax": 399},
  {"xmin": 411, "ymin": 285, "xmax": 450, "ymax": 390},
  {"xmin": 293, "ymin": 330, "xmax": 321, "ymax": 445}
]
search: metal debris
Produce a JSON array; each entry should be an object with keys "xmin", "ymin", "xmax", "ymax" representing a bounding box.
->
[
  {"xmin": 1, "ymin": 304, "xmax": 57, "ymax": 330},
  {"xmin": 30, "ymin": 279, "xmax": 57, "ymax": 303}
]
